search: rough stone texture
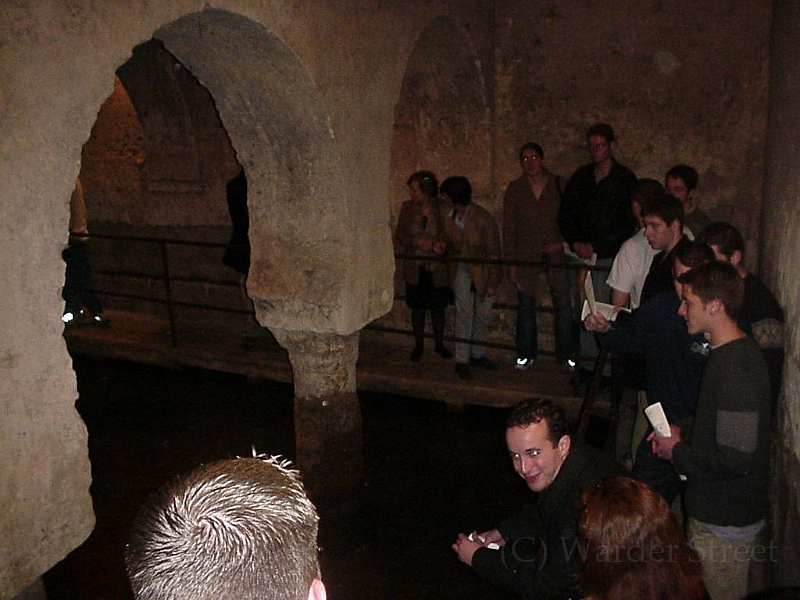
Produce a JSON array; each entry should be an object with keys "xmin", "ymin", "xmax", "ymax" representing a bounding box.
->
[
  {"xmin": 272, "ymin": 329, "xmax": 363, "ymax": 516},
  {"xmin": 762, "ymin": 0, "xmax": 800, "ymax": 586},
  {"xmin": 2, "ymin": 0, "xmax": 800, "ymax": 597}
]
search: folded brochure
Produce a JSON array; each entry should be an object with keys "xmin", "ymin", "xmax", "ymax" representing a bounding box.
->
[{"xmin": 580, "ymin": 271, "xmax": 631, "ymax": 322}]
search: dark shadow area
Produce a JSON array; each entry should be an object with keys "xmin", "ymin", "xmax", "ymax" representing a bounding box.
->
[{"xmin": 44, "ymin": 355, "xmax": 609, "ymax": 599}]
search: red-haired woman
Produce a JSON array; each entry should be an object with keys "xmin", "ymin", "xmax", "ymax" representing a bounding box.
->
[{"xmin": 578, "ymin": 476, "xmax": 705, "ymax": 600}]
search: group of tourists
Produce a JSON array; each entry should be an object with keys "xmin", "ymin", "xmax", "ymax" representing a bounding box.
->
[{"xmin": 396, "ymin": 122, "xmax": 784, "ymax": 599}]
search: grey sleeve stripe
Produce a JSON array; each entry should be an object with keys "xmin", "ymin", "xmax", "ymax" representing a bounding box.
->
[
  {"xmin": 751, "ymin": 319, "xmax": 784, "ymax": 349},
  {"xmin": 717, "ymin": 410, "xmax": 760, "ymax": 453}
]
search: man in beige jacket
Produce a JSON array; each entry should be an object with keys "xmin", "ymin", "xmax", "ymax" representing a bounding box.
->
[{"xmin": 442, "ymin": 176, "xmax": 503, "ymax": 380}]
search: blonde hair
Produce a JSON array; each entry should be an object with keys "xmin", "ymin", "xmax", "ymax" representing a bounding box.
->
[{"xmin": 126, "ymin": 455, "xmax": 319, "ymax": 600}]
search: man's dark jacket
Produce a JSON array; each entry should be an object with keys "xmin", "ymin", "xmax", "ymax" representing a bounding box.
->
[
  {"xmin": 558, "ymin": 160, "xmax": 637, "ymax": 259},
  {"xmin": 471, "ymin": 442, "xmax": 622, "ymax": 600}
]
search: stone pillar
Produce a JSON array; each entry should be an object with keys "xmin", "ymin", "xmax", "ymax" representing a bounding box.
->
[
  {"xmin": 761, "ymin": 0, "xmax": 800, "ymax": 586},
  {"xmin": 271, "ymin": 329, "xmax": 363, "ymax": 517}
]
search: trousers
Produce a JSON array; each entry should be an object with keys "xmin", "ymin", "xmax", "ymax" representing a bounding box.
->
[{"xmin": 453, "ymin": 263, "xmax": 493, "ymax": 364}]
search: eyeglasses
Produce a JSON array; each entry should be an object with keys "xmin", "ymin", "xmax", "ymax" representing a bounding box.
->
[{"xmin": 521, "ymin": 156, "xmax": 541, "ymax": 163}]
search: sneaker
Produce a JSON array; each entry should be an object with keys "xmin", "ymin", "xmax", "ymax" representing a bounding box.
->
[
  {"xmin": 515, "ymin": 357, "xmax": 534, "ymax": 371},
  {"xmin": 455, "ymin": 363, "xmax": 473, "ymax": 380},
  {"xmin": 470, "ymin": 356, "xmax": 497, "ymax": 370},
  {"xmin": 435, "ymin": 346, "xmax": 453, "ymax": 359},
  {"xmin": 564, "ymin": 358, "xmax": 577, "ymax": 371},
  {"xmin": 409, "ymin": 347, "xmax": 423, "ymax": 362}
]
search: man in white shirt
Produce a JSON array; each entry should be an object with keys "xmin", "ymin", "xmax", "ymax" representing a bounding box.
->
[{"xmin": 606, "ymin": 178, "xmax": 664, "ymax": 310}]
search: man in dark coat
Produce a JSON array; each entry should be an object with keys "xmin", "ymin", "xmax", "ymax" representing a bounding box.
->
[{"xmin": 452, "ymin": 399, "xmax": 621, "ymax": 600}]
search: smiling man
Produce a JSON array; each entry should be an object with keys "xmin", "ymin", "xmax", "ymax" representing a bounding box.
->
[
  {"xmin": 452, "ymin": 399, "xmax": 620, "ymax": 600},
  {"xmin": 651, "ymin": 261, "xmax": 771, "ymax": 600}
]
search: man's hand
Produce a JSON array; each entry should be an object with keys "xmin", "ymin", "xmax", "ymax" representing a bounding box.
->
[
  {"xmin": 584, "ymin": 311, "xmax": 612, "ymax": 333},
  {"xmin": 417, "ymin": 236, "xmax": 434, "ymax": 253},
  {"xmin": 478, "ymin": 529, "xmax": 504, "ymax": 547},
  {"xmin": 648, "ymin": 425, "xmax": 682, "ymax": 461},
  {"xmin": 452, "ymin": 532, "xmax": 483, "ymax": 566},
  {"xmin": 571, "ymin": 241, "xmax": 594, "ymax": 260},
  {"xmin": 542, "ymin": 242, "xmax": 563, "ymax": 255}
]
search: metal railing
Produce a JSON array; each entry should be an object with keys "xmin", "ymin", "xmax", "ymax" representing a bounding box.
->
[
  {"xmin": 64, "ymin": 232, "xmax": 620, "ymax": 443},
  {"xmin": 64, "ymin": 233, "xmax": 610, "ymax": 359}
]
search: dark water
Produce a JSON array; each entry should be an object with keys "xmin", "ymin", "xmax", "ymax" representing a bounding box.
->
[{"xmin": 44, "ymin": 356, "xmax": 540, "ymax": 599}]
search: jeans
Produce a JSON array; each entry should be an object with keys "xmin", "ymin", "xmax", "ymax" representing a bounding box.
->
[
  {"xmin": 453, "ymin": 263, "xmax": 493, "ymax": 364},
  {"xmin": 515, "ymin": 287, "xmax": 575, "ymax": 360},
  {"xmin": 578, "ymin": 257, "xmax": 613, "ymax": 370}
]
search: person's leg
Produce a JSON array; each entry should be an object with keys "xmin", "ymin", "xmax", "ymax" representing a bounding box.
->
[
  {"xmin": 576, "ymin": 264, "xmax": 597, "ymax": 372},
  {"xmin": 515, "ymin": 290, "xmax": 537, "ymax": 366},
  {"xmin": 77, "ymin": 248, "xmax": 104, "ymax": 318},
  {"xmin": 549, "ymin": 285, "xmax": 575, "ymax": 361},
  {"xmin": 430, "ymin": 307, "xmax": 451, "ymax": 358},
  {"xmin": 453, "ymin": 264, "xmax": 474, "ymax": 366},
  {"xmin": 631, "ymin": 390, "xmax": 649, "ymax": 463},
  {"xmin": 688, "ymin": 518, "xmax": 756, "ymax": 600},
  {"xmin": 614, "ymin": 386, "xmax": 638, "ymax": 468},
  {"xmin": 410, "ymin": 309, "xmax": 426, "ymax": 360},
  {"xmin": 470, "ymin": 291, "xmax": 494, "ymax": 361},
  {"xmin": 61, "ymin": 246, "xmax": 83, "ymax": 321},
  {"xmin": 591, "ymin": 259, "xmax": 614, "ymax": 304}
]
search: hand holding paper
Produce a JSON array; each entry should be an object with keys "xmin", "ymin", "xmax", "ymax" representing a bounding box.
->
[
  {"xmin": 580, "ymin": 271, "xmax": 631, "ymax": 322},
  {"xmin": 644, "ymin": 402, "xmax": 671, "ymax": 437}
]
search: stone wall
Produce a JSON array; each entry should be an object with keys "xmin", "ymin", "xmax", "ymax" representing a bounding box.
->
[
  {"xmin": 78, "ymin": 1, "xmax": 774, "ymax": 355},
  {"xmin": 762, "ymin": 0, "xmax": 800, "ymax": 586},
  {"xmin": 2, "ymin": 1, "xmax": 798, "ymax": 597}
]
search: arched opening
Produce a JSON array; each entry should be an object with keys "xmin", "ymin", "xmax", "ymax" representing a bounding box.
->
[
  {"xmin": 385, "ymin": 15, "xmax": 499, "ymax": 353},
  {"xmin": 67, "ymin": 7, "xmax": 370, "ymax": 517},
  {"xmin": 156, "ymin": 10, "xmax": 355, "ymax": 333}
]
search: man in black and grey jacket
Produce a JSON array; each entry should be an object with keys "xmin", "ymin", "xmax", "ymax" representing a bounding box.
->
[
  {"xmin": 452, "ymin": 399, "xmax": 621, "ymax": 600},
  {"xmin": 651, "ymin": 261, "xmax": 771, "ymax": 600}
]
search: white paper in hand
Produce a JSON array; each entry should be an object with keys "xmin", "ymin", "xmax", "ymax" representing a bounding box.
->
[
  {"xmin": 580, "ymin": 271, "xmax": 630, "ymax": 322},
  {"xmin": 644, "ymin": 402, "xmax": 671, "ymax": 437},
  {"xmin": 468, "ymin": 533, "xmax": 500, "ymax": 550}
]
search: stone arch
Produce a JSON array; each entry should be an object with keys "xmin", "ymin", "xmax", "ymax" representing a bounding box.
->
[
  {"xmin": 389, "ymin": 14, "xmax": 492, "ymax": 220},
  {"xmin": 386, "ymin": 14, "xmax": 494, "ymax": 341},
  {"xmin": 155, "ymin": 9, "xmax": 364, "ymax": 334},
  {"xmin": 147, "ymin": 9, "xmax": 379, "ymax": 515}
]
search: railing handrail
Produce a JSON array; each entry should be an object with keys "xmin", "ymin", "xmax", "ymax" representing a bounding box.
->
[{"xmin": 68, "ymin": 232, "xmax": 599, "ymax": 358}]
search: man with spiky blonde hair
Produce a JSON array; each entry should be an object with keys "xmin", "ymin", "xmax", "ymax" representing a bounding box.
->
[{"xmin": 126, "ymin": 455, "xmax": 325, "ymax": 600}]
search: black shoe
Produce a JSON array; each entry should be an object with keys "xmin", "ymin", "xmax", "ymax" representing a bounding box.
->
[
  {"xmin": 455, "ymin": 363, "xmax": 473, "ymax": 380},
  {"xmin": 469, "ymin": 356, "xmax": 497, "ymax": 370},
  {"xmin": 435, "ymin": 346, "xmax": 453, "ymax": 359},
  {"xmin": 410, "ymin": 347, "xmax": 423, "ymax": 362}
]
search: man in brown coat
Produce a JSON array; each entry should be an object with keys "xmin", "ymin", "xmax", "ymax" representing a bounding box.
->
[{"xmin": 503, "ymin": 142, "xmax": 573, "ymax": 370}]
